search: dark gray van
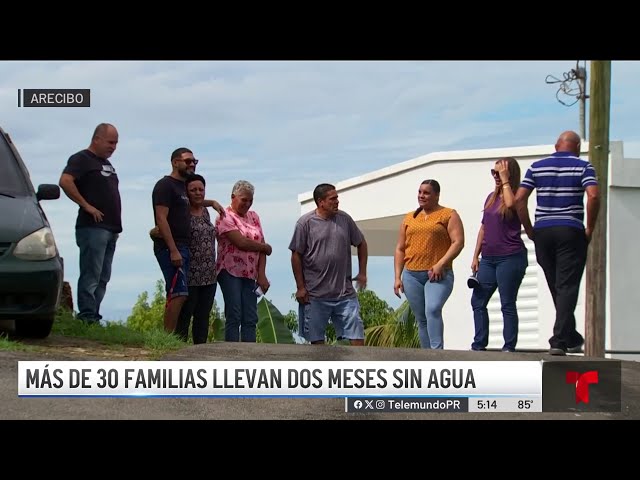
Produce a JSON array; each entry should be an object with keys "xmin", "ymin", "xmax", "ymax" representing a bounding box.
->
[{"xmin": 0, "ymin": 125, "xmax": 63, "ymax": 338}]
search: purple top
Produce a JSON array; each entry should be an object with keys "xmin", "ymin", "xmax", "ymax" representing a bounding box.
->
[{"xmin": 481, "ymin": 193, "xmax": 525, "ymax": 257}]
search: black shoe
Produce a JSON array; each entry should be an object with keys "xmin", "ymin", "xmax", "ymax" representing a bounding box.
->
[
  {"xmin": 549, "ymin": 347, "xmax": 566, "ymax": 356},
  {"xmin": 567, "ymin": 341, "xmax": 584, "ymax": 354}
]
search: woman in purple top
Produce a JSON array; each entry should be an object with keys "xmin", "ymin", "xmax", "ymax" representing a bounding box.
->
[{"xmin": 470, "ymin": 157, "xmax": 528, "ymax": 352}]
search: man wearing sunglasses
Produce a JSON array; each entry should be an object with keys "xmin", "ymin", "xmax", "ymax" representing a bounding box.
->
[
  {"xmin": 151, "ymin": 147, "xmax": 224, "ymax": 334},
  {"xmin": 184, "ymin": 156, "xmax": 199, "ymax": 174}
]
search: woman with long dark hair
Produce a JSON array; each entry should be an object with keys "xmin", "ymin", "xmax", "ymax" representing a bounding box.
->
[{"xmin": 470, "ymin": 157, "xmax": 528, "ymax": 352}]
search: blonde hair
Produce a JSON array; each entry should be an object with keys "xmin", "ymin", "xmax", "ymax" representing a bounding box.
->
[{"xmin": 484, "ymin": 157, "xmax": 521, "ymax": 220}]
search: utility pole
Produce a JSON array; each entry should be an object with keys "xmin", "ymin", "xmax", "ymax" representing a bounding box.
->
[
  {"xmin": 576, "ymin": 65, "xmax": 588, "ymax": 141},
  {"xmin": 585, "ymin": 61, "xmax": 610, "ymax": 358}
]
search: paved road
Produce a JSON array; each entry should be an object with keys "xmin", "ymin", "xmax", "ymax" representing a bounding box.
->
[{"xmin": 1, "ymin": 341, "xmax": 638, "ymax": 420}]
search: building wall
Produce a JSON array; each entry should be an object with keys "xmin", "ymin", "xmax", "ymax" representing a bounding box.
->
[
  {"xmin": 607, "ymin": 141, "xmax": 640, "ymax": 360},
  {"xmin": 298, "ymin": 142, "xmax": 638, "ymax": 357}
]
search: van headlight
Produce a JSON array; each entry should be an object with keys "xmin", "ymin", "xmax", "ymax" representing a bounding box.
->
[{"xmin": 13, "ymin": 227, "xmax": 58, "ymax": 260}]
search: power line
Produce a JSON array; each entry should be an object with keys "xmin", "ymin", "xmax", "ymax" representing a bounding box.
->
[
  {"xmin": 545, "ymin": 60, "xmax": 588, "ymax": 106},
  {"xmin": 545, "ymin": 61, "xmax": 589, "ymax": 140}
]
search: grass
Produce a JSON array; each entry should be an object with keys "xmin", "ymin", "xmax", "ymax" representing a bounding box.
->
[
  {"xmin": 49, "ymin": 309, "xmax": 187, "ymax": 358},
  {"xmin": 0, "ymin": 333, "xmax": 37, "ymax": 352}
]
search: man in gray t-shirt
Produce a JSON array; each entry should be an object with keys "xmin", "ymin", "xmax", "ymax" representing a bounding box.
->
[{"xmin": 289, "ymin": 183, "xmax": 368, "ymax": 345}]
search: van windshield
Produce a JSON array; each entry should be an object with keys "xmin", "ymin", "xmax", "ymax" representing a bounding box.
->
[{"xmin": 0, "ymin": 134, "xmax": 30, "ymax": 197}]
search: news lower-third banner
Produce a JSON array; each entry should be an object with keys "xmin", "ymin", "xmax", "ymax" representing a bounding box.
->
[{"xmin": 16, "ymin": 360, "xmax": 622, "ymax": 413}]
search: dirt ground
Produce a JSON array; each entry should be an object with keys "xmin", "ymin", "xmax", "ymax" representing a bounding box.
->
[
  {"xmin": 0, "ymin": 317, "xmax": 160, "ymax": 360},
  {"xmin": 14, "ymin": 334, "xmax": 157, "ymax": 360}
]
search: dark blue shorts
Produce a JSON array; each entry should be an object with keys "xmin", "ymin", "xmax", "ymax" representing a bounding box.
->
[{"xmin": 155, "ymin": 245, "xmax": 190, "ymax": 299}]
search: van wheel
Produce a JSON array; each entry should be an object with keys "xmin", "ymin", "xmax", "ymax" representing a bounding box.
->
[{"xmin": 15, "ymin": 315, "xmax": 54, "ymax": 338}]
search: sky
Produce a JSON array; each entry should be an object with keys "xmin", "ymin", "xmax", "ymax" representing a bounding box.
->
[{"xmin": 1, "ymin": 60, "xmax": 638, "ymax": 322}]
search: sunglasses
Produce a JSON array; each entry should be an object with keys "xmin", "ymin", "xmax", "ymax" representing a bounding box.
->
[
  {"xmin": 183, "ymin": 158, "xmax": 199, "ymax": 166},
  {"xmin": 490, "ymin": 169, "xmax": 500, "ymax": 178}
]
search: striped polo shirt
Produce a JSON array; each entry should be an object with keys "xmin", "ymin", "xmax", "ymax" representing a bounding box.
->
[{"xmin": 520, "ymin": 151, "xmax": 598, "ymax": 229}]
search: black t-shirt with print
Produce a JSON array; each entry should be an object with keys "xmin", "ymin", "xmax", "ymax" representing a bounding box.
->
[
  {"xmin": 62, "ymin": 149, "xmax": 122, "ymax": 232},
  {"xmin": 152, "ymin": 175, "xmax": 191, "ymax": 251}
]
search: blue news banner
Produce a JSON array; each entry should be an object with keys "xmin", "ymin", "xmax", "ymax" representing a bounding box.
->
[{"xmin": 17, "ymin": 360, "xmax": 620, "ymax": 413}]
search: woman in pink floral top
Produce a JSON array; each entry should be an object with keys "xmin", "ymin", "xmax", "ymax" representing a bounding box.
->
[{"xmin": 216, "ymin": 180, "xmax": 272, "ymax": 342}]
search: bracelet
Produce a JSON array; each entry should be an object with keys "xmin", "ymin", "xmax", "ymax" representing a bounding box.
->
[{"xmin": 502, "ymin": 184, "xmax": 510, "ymax": 189}]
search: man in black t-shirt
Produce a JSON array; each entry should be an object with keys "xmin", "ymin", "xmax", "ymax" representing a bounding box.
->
[
  {"xmin": 59, "ymin": 123, "xmax": 122, "ymax": 325},
  {"xmin": 152, "ymin": 148, "xmax": 199, "ymax": 334},
  {"xmin": 152, "ymin": 147, "xmax": 226, "ymax": 334}
]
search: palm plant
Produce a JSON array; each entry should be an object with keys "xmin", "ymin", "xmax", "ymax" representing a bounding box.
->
[{"xmin": 364, "ymin": 300, "xmax": 420, "ymax": 348}]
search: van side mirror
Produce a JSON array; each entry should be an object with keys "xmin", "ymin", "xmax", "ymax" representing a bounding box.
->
[{"xmin": 36, "ymin": 184, "xmax": 60, "ymax": 201}]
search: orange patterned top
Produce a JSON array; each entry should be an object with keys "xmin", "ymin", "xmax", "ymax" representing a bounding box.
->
[{"xmin": 402, "ymin": 207, "xmax": 454, "ymax": 271}]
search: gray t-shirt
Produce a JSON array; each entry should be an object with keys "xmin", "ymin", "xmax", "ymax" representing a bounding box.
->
[{"xmin": 289, "ymin": 210, "xmax": 364, "ymax": 299}]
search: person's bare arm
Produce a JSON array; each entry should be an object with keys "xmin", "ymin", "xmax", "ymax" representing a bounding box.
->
[
  {"xmin": 585, "ymin": 184, "xmax": 600, "ymax": 241},
  {"xmin": 393, "ymin": 222, "xmax": 407, "ymax": 297},
  {"xmin": 496, "ymin": 159, "xmax": 516, "ymax": 209},
  {"xmin": 203, "ymin": 199, "xmax": 226, "ymax": 217},
  {"xmin": 501, "ymin": 183, "xmax": 516, "ymax": 209},
  {"xmin": 354, "ymin": 238, "xmax": 368, "ymax": 290},
  {"xmin": 515, "ymin": 187, "xmax": 534, "ymax": 240},
  {"xmin": 256, "ymin": 252, "xmax": 270, "ymax": 293},
  {"xmin": 471, "ymin": 225, "xmax": 484, "ymax": 273},
  {"xmin": 59, "ymin": 173, "xmax": 103, "ymax": 222},
  {"xmin": 291, "ymin": 250, "xmax": 308, "ymax": 304},
  {"xmin": 223, "ymin": 231, "xmax": 272, "ymax": 255},
  {"xmin": 155, "ymin": 205, "xmax": 182, "ymax": 266},
  {"xmin": 431, "ymin": 210, "xmax": 465, "ymax": 281}
]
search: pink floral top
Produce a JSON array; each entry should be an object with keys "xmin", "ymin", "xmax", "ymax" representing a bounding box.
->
[{"xmin": 215, "ymin": 206, "xmax": 265, "ymax": 279}]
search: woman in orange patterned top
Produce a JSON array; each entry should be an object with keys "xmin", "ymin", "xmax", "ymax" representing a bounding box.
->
[{"xmin": 393, "ymin": 179, "xmax": 465, "ymax": 349}]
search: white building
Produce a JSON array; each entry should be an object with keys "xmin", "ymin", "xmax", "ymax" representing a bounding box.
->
[{"xmin": 297, "ymin": 141, "xmax": 640, "ymax": 360}]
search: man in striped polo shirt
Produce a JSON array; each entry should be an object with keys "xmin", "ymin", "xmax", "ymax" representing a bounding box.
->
[{"xmin": 515, "ymin": 131, "xmax": 600, "ymax": 356}]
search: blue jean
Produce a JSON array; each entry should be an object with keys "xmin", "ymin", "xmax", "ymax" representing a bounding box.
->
[
  {"xmin": 154, "ymin": 245, "xmax": 190, "ymax": 298},
  {"xmin": 471, "ymin": 249, "xmax": 527, "ymax": 351},
  {"xmin": 217, "ymin": 269, "xmax": 258, "ymax": 342},
  {"xmin": 402, "ymin": 269, "xmax": 454, "ymax": 349},
  {"xmin": 298, "ymin": 302, "xmax": 310, "ymax": 342},
  {"xmin": 75, "ymin": 227, "xmax": 119, "ymax": 323},
  {"xmin": 306, "ymin": 296, "xmax": 364, "ymax": 343}
]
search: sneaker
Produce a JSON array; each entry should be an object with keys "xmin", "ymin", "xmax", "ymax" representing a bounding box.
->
[
  {"xmin": 501, "ymin": 348, "xmax": 516, "ymax": 353},
  {"xmin": 549, "ymin": 347, "xmax": 566, "ymax": 356},
  {"xmin": 567, "ymin": 341, "xmax": 584, "ymax": 354},
  {"xmin": 467, "ymin": 273, "xmax": 480, "ymax": 289}
]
